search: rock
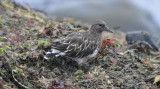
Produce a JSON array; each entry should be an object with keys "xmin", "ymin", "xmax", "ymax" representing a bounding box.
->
[{"xmin": 126, "ymin": 31, "xmax": 159, "ymax": 52}]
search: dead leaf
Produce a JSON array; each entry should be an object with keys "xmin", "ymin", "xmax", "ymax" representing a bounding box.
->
[
  {"xmin": 32, "ymin": 53, "xmax": 40, "ymax": 58},
  {"xmin": 85, "ymin": 74, "xmax": 94, "ymax": 79},
  {"xmin": 109, "ymin": 57, "xmax": 117, "ymax": 65},
  {"xmin": 28, "ymin": 18, "xmax": 34, "ymax": 24},
  {"xmin": 153, "ymin": 75, "xmax": 160, "ymax": 84}
]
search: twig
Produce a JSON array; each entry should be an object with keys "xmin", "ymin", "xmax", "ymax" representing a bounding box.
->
[
  {"xmin": 123, "ymin": 49, "xmax": 137, "ymax": 55},
  {"xmin": 152, "ymin": 55, "xmax": 160, "ymax": 60},
  {"xmin": 72, "ymin": 76, "xmax": 105, "ymax": 85},
  {"xmin": 3, "ymin": 55, "xmax": 29, "ymax": 89},
  {"xmin": 150, "ymin": 51, "xmax": 160, "ymax": 55}
]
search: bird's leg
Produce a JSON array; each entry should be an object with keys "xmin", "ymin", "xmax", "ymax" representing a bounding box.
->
[
  {"xmin": 76, "ymin": 59, "xmax": 85, "ymax": 69},
  {"xmin": 90, "ymin": 53, "xmax": 99, "ymax": 61},
  {"xmin": 77, "ymin": 64, "xmax": 82, "ymax": 69}
]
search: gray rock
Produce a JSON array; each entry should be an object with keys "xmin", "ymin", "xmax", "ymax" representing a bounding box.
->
[{"xmin": 126, "ymin": 31, "xmax": 159, "ymax": 51}]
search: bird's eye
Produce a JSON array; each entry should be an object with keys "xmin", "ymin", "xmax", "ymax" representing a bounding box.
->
[{"xmin": 99, "ymin": 24, "xmax": 103, "ymax": 27}]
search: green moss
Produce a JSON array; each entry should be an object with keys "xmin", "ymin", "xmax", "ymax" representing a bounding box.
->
[
  {"xmin": 38, "ymin": 40, "xmax": 51, "ymax": 48},
  {"xmin": 0, "ymin": 48, "xmax": 4, "ymax": 52},
  {"xmin": 74, "ymin": 70, "xmax": 84, "ymax": 77},
  {"xmin": 0, "ymin": 17, "xmax": 5, "ymax": 24}
]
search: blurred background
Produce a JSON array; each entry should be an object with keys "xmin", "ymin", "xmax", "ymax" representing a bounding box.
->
[{"xmin": 13, "ymin": 0, "xmax": 160, "ymax": 38}]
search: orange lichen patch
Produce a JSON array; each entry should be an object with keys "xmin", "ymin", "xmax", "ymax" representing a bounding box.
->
[
  {"xmin": 145, "ymin": 61, "xmax": 150, "ymax": 65},
  {"xmin": 101, "ymin": 40, "xmax": 107, "ymax": 51},
  {"xmin": 100, "ymin": 39, "xmax": 116, "ymax": 51},
  {"xmin": 106, "ymin": 39, "xmax": 116, "ymax": 47}
]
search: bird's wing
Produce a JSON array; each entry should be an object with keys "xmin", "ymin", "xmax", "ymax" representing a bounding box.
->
[{"xmin": 49, "ymin": 32, "xmax": 99, "ymax": 58}]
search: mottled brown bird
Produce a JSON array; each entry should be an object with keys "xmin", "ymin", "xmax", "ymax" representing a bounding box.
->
[{"xmin": 44, "ymin": 20, "xmax": 113, "ymax": 64}]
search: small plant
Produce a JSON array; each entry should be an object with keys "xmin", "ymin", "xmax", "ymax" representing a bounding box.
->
[
  {"xmin": 0, "ymin": 17, "xmax": 5, "ymax": 24},
  {"xmin": 47, "ymin": 79, "xmax": 70, "ymax": 89},
  {"xmin": 38, "ymin": 40, "xmax": 51, "ymax": 48}
]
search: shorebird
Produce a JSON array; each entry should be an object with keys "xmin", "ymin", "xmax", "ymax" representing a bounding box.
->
[{"xmin": 44, "ymin": 20, "xmax": 113, "ymax": 64}]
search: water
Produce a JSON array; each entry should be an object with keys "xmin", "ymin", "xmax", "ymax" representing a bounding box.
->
[
  {"xmin": 13, "ymin": 0, "xmax": 160, "ymax": 38},
  {"xmin": 130, "ymin": 0, "xmax": 160, "ymax": 28},
  {"xmin": 13, "ymin": 0, "xmax": 160, "ymax": 26}
]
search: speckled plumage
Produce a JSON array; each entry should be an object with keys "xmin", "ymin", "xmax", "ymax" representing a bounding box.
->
[{"xmin": 44, "ymin": 21, "xmax": 113, "ymax": 64}]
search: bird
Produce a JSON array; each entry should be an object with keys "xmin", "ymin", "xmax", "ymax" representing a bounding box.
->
[{"xmin": 44, "ymin": 20, "xmax": 113, "ymax": 64}]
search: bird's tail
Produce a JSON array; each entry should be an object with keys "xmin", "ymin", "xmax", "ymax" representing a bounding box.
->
[
  {"xmin": 44, "ymin": 49, "xmax": 61, "ymax": 59},
  {"xmin": 44, "ymin": 52, "xmax": 55, "ymax": 59}
]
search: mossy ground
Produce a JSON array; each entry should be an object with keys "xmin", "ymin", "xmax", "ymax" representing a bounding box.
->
[{"xmin": 0, "ymin": 0, "xmax": 160, "ymax": 89}]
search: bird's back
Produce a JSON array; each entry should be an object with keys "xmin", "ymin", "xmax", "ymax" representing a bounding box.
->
[{"xmin": 45, "ymin": 31, "xmax": 101, "ymax": 59}]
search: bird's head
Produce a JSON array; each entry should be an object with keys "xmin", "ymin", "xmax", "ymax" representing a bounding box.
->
[{"xmin": 90, "ymin": 20, "xmax": 113, "ymax": 34}]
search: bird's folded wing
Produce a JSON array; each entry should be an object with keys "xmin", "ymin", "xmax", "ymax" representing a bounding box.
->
[{"xmin": 51, "ymin": 32, "xmax": 98, "ymax": 58}]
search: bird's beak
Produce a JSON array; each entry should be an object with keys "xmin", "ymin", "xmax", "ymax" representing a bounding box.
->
[{"xmin": 104, "ymin": 26, "xmax": 113, "ymax": 33}]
